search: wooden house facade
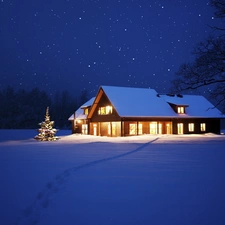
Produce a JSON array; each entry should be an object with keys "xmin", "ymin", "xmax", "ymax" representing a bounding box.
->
[
  {"xmin": 68, "ymin": 97, "xmax": 95, "ymax": 134},
  {"xmin": 69, "ymin": 86, "xmax": 223, "ymax": 136}
]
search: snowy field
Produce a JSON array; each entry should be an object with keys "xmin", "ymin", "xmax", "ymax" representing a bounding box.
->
[{"xmin": 1, "ymin": 130, "xmax": 225, "ymax": 225}]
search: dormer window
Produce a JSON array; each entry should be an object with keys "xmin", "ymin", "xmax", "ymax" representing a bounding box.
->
[
  {"xmin": 177, "ymin": 106, "xmax": 184, "ymax": 114},
  {"xmin": 84, "ymin": 108, "xmax": 89, "ymax": 115},
  {"xmin": 167, "ymin": 102, "xmax": 188, "ymax": 114},
  {"xmin": 98, "ymin": 106, "xmax": 113, "ymax": 115}
]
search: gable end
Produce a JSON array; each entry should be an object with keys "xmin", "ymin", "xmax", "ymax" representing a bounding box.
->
[{"xmin": 88, "ymin": 87, "xmax": 120, "ymax": 121}]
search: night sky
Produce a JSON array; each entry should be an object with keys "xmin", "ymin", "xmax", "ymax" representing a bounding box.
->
[{"xmin": 0, "ymin": 0, "xmax": 220, "ymax": 97}]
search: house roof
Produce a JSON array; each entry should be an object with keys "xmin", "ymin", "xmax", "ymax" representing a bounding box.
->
[
  {"xmin": 68, "ymin": 97, "xmax": 95, "ymax": 120},
  {"xmin": 100, "ymin": 86, "xmax": 177, "ymax": 117},
  {"xmin": 160, "ymin": 94, "xmax": 223, "ymax": 118},
  {"xmin": 161, "ymin": 94, "xmax": 189, "ymax": 107},
  {"xmin": 98, "ymin": 86, "xmax": 224, "ymax": 118},
  {"xmin": 70, "ymin": 86, "xmax": 224, "ymax": 120}
]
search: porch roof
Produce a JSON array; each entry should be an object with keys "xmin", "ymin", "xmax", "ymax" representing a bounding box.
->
[{"xmin": 68, "ymin": 97, "xmax": 95, "ymax": 120}]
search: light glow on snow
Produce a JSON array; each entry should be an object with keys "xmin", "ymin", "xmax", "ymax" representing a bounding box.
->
[{"xmin": 1, "ymin": 130, "xmax": 225, "ymax": 225}]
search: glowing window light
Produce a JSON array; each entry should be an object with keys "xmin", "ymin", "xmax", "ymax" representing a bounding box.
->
[
  {"xmin": 200, "ymin": 123, "xmax": 206, "ymax": 131},
  {"xmin": 98, "ymin": 106, "xmax": 113, "ymax": 115},
  {"xmin": 178, "ymin": 106, "xmax": 184, "ymax": 114},
  {"xmin": 188, "ymin": 123, "xmax": 194, "ymax": 132}
]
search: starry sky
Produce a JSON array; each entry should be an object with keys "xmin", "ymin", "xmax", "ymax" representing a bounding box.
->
[{"xmin": 0, "ymin": 0, "xmax": 220, "ymax": 97}]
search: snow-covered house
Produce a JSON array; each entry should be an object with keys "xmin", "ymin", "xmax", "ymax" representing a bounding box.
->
[
  {"xmin": 68, "ymin": 97, "xmax": 95, "ymax": 134},
  {"xmin": 69, "ymin": 86, "xmax": 224, "ymax": 136}
]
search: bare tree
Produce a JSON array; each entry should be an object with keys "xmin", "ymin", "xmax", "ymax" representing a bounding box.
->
[
  {"xmin": 171, "ymin": 0, "xmax": 225, "ymax": 112},
  {"xmin": 212, "ymin": 0, "xmax": 225, "ymax": 19}
]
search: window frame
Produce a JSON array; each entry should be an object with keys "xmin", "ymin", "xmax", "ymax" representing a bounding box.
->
[
  {"xmin": 150, "ymin": 122, "xmax": 157, "ymax": 134},
  {"xmin": 84, "ymin": 108, "xmax": 89, "ymax": 115},
  {"xmin": 177, "ymin": 106, "xmax": 185, "ymax": 114},
  {"xmin": 82, "ymin": 124, "xmax": 88, "ymax": 134},
  {"xmin": 188, "ymin": 123, "xmax": 194, "ymax": 132},
  {"xmin": 98, "ymin": 106, "xmax": 113, "ymax": 115},
  {"xmin": 177, "ymin": 123, "xmax": 183, "ymax": 134},
  {"xmin": 200, "ymin": 123, "xmax": 206, "ymax": 132},
  {"xmin": 129, "ymin": 124, "xmax": 137, "ymax": 135},
  {"xmin": 138, "ymin": 123, "xmax": 143, "ymax": 135}
]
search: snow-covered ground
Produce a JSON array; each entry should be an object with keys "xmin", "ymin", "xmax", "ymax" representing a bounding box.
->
[{"xmin": 1, "ymin": 130, "xmax": 225, "ymax": 225}]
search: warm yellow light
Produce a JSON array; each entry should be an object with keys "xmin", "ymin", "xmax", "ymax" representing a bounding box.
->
[
  {"xmin": 98, "ymin": 106, "xmax": 113, "ymax": 115},
  {"xmin": 178, "ymin": 106, "xmax": 184, "ymax": 114},
  {"xmin": 106, "ymin": 106, "xmax": 112, "ymax": 114}
]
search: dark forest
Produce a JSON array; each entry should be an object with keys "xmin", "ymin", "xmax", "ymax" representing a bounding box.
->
[{"xmin": 0, "ymin": 86, "xmax": 89, "ymax": 129}]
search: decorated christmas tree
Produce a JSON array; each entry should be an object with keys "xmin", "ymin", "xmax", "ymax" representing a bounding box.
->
[{"xmin": 34, "ymin": 107, "xmax": 59, "ymax": 141}]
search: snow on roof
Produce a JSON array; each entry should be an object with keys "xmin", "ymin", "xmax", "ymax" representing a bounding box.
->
[
  {"xmin": 161, "ymin": 94, "xmax": 189, "ymax": 106},
  {"xmin": 100, "ymin": 86, "xmax": 224, "ymax": 118},
  {"xmin": 68, "ymin": 97, "xmax": 95, "ymax": 120},
  {"xmin": 160, "ymin": 94, "xmax": 224, "ymax": 118},
  {"xmin": 101, "ymin": 86, "xmax": 177, "ymax": 117},
  {"xmin": 69, "ymin": 86, "xmax": 224, "ymax": 120}
]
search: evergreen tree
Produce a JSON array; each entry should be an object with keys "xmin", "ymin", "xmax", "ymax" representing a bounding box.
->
[{"xmin": 34, "ymin": 107, "xmax": 59, "ymax": 141}]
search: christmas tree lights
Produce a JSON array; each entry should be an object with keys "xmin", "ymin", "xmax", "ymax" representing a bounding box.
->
[{"xmin": 34, "ymin": 107, "xmax": 59, "ymax": 141}]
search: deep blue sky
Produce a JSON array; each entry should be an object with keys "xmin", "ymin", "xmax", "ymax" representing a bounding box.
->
[{"xmin": 0, "ymin": 0, "xmax": 220, "ymax": 97}]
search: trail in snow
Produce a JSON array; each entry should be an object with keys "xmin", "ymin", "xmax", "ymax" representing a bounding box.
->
[{"xmin": 15, "ymin": 137, "xmax": 159, "ymax": 225}]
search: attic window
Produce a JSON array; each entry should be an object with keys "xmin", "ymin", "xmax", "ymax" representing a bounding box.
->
[
  {"xmin": 84, "ymin": 108, "xmax": 89, "ymax": 115},
  {"xmin": 98, "ymin": 106, "xmax": 113, "ymax": 115},
  {"xmin": 177, "ymin": 106, "xmax": 184, "ymax": 114}
]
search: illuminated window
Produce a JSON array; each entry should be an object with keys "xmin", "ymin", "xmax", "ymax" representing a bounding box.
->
[
  {"xmin": 200, "ymin": 123, "xmax": 206, "ymax": 131},
  {"xmin": 150, "ymin": 122, "xmax": 157, "ymax": 134},
  {"xmin": 84, "ymin": 108, "xmax": 89, "ymax": 115},
  {"xmin": 98, "ymin": 106, "xmax": 113, "ymax": 115},
  {"xmin": 129, "ymin": 124, "xmax": 137, "ymax": 135},
  {"xmin": 166, "ymin": 123, "xmax": 171, "ymax": 134},
  {"xmin": 177, "ymin": 123, "xmax": 183, "ymax": 134},
  {"xmin": 158, "ymin": 123, "xmax": 162, "ymax": 134},
  {"xmin": 108, "ymin": 123, "xmax": 111, "ymax": 135},
  {"xmin": 112, "ymin": 122, "xmax": 116, "ymax": 136},
  {"xmin": 188, "ymin": 123, "xmax": 194, "ymax": 132},
  {"xmin": 106, "ymin": 106, "xmax": 113, "ymax": 114},
  {"xmin": 138, "ymin": 123, "xmax": 143, "ymax": 135},
  {"xmin": 82, "ymin": 124, "xmax": 88, "ymax": 134},
  {"xmin": 101, "ymin": 107, "xmax": 105, "ymax": 114},
  {"xmin": 93, "ymin": 124, "xmax": 97, "ymax": 136},
  {"xmin": 177, "ymin": 106, "xmax": 184, "ymax": 114}
]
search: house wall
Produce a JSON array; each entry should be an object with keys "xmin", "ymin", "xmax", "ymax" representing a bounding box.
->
[
  {"xmin": 207, "ymin": 119, "xmax": 220, "ymax": 134},
  {"xmin": 172, "ymin": 118, "xmax": 220, "ymax": 134},
  {"xmin": 71, "ymin": 119, "xmax": 82, "ymax": 134},
  {"xmin": 89, "ymin": 118, "xmax": 173, "ymax": 136},
  {"xmin": 90, "ymin": 92, "xmax": 121, "ymax": 123},
  {"xmin": 123, "ymin": 120, "xmax": 172, "ymax": 136},
  {"xmin": 71, "ymin": 119, "xmax": 88, "ymax": 134},
  {"xmin": 89, "ymin": 123, "xmax": 99, "ymax": 136},
  {"xmin": 88, "ymin": 118, "xmax": 221, "ymax": 136},
  {"xmin": 71, "ymin": 120, "xmax": 76, "ymax": 133},
  {"xmin": 89, "ymin": 122, "xmax": 121, "ymax": 136}
]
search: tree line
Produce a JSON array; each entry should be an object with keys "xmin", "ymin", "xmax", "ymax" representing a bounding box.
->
[{"xmin": 0, "ymin": 86, "xmax": 89, "ymax": 129}]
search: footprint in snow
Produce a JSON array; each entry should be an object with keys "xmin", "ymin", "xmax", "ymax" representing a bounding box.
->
[{"xmin": 14, "ymin": 138, "xmax": 158, "ymax": 225}]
